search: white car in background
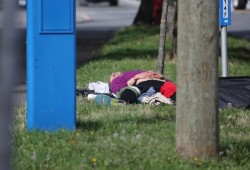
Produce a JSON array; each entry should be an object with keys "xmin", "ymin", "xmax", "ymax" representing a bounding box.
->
[
  {"xmin": 232, "ymin": 0, "xmax": 249, "ymax": 9},
  {"xmin": 18, "ymin": 0, "xmax": 26, "ymax": 7}
]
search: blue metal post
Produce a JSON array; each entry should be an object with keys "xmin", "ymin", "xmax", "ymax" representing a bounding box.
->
[
  {"xmin": 219, "ymin": 0, "xmax": 231, "ymax": 77},
  {"xmin": 27, "ymin": 0, "xmax": 76, "ymax": 130}
]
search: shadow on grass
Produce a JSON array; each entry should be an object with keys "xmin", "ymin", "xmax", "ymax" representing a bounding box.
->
[
  {"xmin": 76, "ymin": 26, "xmax": 162, "ymax": 67},
  {"xmin": 220, "ymin": 139, "xmax": 250, "ymax": 165},
  {"xmin": 109, "ymin": 26, "xmax": 160, "ymax": 44},
  {"xmin": 76, "ymin": 112, "xmax": 175, "ymax": 131},
  {"xmin": 95, "ymin": 48, "xmax": 158, "ymax": 60},
  {"xmin": 114, "ymin": 113, "xmax": 176, "ymax": 124},
  {"xmin": 76, "ymin": 48, "xmax": 160, "ymax": 69},
  {"xmin": 228, "ymin": 47, "xmax": 250, "ymax": 63},
  {"xmin": 76, "ymin": 120, "xmax": 102, "ymax": 131}
]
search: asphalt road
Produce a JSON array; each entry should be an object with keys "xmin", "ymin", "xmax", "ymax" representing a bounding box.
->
[
  {"xmin": 229, "ymin": 2, "xmax": 250, "ymax": 40},
  {"xmin": 0, "ymin": 0, "xmax": 249, "ymax": 105}
]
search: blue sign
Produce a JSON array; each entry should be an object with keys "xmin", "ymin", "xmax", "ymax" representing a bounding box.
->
[
  {"xmin": 27, "ymin": 0, "xmax": 76, "ymax": 131},
  {"xmin": 219, "ymin": 0, "xmax": 231, "ymax": 26}
]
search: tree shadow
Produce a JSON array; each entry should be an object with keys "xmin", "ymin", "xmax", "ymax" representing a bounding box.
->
[
  {"xmin": 76, "ymin": 120, "xmax": 102, "ymax": 131},
  {"xmin": 114, "ymin": 113, "xmax": 175, "ymax": 124},
  {"xmin": 109, "ymin": 26, "xmax": 160, "ymax": 44},
  {"xmin": 228, "ymin": 47, "xmax": 250, "ymax": 63},
  {"xmin": 76, "ymin": 26, "xmax": 161, "ymax": 67},
  {"xmin": 76, "ymin": 28, "xmax": 116, "ymax": 69},
  {"xmin": 76, "ymin": 112, "xmax": 175, "ymax": 131},
  {"xmin": 227, "ymin": 33, "xmax": 250, "ymax": 63},
  {"xmin": 220, "ymin": 139, "xmax": 250, "ymax": 165},
  {"xmin": 94, "ymin": 48, "xmax": 158, "ymax": 61}
]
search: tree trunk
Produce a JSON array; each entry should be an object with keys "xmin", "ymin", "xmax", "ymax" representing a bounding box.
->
[
  {"xmin": 165, "ymin": 0, "xmax": 176, "ymax": 36},
  {"xmin": 133, "ymin": 0, "xmax": 153, "ymax": 25},
  {"xmin": 170, "ymin": 0, "xmax": 177, "ymax": 59},
  {"xmin": 156, "ymin": 0, "xmax": 169, "ymax": 74},
  {"xmin": 176, "ymin": 0, "xmax": 219, "ymax": 160}
]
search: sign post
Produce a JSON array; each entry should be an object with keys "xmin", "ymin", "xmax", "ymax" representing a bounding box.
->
[
  {"xmin": 219, "ymin": 0, "xmax": 231, "ymax": 77},
  {"xmin": 27, "ymin": 0, "xmax": 76, "ymax": 131}
]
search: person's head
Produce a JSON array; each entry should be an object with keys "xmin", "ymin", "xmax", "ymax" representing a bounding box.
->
[{"xmin": 109, "ymin": 72, "xmax": 122, "ymax": 84}]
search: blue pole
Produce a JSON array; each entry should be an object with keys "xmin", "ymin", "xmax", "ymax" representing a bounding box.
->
[
  {"xmin": 219, "ymin": 0, "xmax": 231, "ymax": 77},
  {"xmin": 27, "ymin": 0, "xmax": 76, "ymax": 131}
]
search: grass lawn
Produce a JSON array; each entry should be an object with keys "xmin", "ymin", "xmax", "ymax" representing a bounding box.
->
[{"xmin": 13, "ymin": 26, "xmax": 250, "ymax": 170}]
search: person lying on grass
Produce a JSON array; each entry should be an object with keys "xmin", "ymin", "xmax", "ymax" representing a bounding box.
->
[{"xmin": 109, "ymin": 70, "xmax": 176, "ymax": 104}]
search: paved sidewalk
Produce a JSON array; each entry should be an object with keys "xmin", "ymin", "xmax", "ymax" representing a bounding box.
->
[{"xmin": 13, "ymin": 84, "xmax": 26, "ymax": 106}]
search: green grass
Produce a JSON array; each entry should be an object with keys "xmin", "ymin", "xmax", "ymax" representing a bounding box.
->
[{"xmin": 13, "ymin": 26, "xmax": 250, "ymax": 170}]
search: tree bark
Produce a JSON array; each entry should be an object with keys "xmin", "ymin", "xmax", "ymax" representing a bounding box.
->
[
  {"xmin": 133, "ymin": 0, "xmax": 153, "ymax": 25},
  {"xmin": 165, "ymin": 0, "xmax": 176, "ymax": 36},
  {"xmin": 176, "ymin": 0, "xmax": 219, "ymax": 160},
  {"xmin": 170, "ymin": 0, "xmax": 177, "ymax": 59},
  {"xmin": 156, "ymin": 0, "xmax": 169, "ymax": 74}
]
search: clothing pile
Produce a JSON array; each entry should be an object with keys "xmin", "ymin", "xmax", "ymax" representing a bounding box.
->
[
  {"xmin": 77, "ymin": 80, "xmax": 176, "ymax": 107},
  {"xmin": 77, "ymin": 81, "xmax": 126, "ymax": 106},
  {"xmin": 77, "ymin": 76, "xmax": 250, "ymax": 109}
]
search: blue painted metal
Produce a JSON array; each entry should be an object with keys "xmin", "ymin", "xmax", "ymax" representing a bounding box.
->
[
  {"xmin": 219, "ymin": 0, "xmax": 231, "ymax": 26},
  {"xmin": 27, "ymin": 0, "xmax": 76, "ymax": 131}
]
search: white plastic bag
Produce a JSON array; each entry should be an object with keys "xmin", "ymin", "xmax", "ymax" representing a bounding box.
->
[{"xmin": 88, "ymin": 81, "xmax": 110, "ymax": 93}]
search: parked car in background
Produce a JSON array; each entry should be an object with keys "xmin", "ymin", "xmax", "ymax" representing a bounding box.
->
[
  {"xmin": 232, "ymin": 0, "xmax": 249, "ymax": 9},
  {"xmin": 79, "ymin": 0, "xmax": 118, "ymax": 6},
  {"xmin": 18, "ymin": 0, "xmax": 26, "ymax": 7}
]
